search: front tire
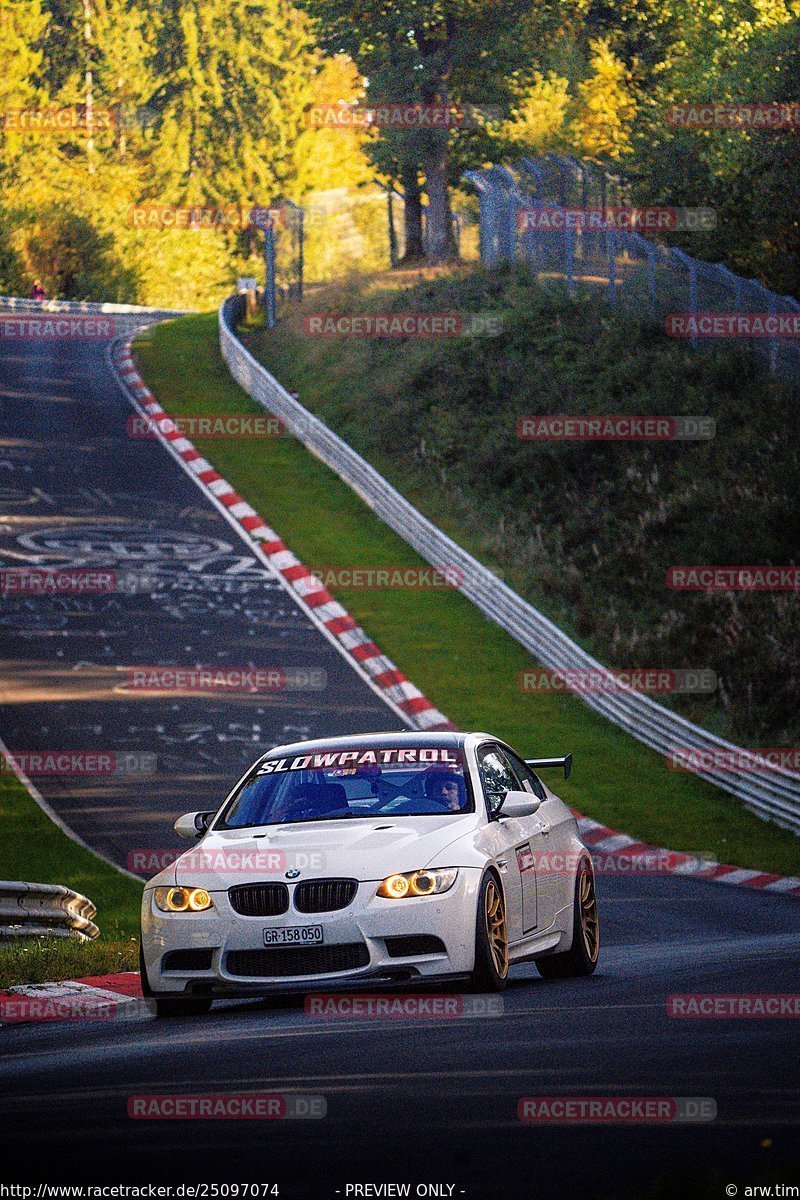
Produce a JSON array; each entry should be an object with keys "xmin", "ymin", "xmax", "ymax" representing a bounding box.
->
[
  {"xmin": 139, "ymin": 942, "xmax": 213, "ymax": 1018},
  {"xmin": 469, "ymin": 872, "xmax": 509, "ymax": 991},
  {"xmin": 535, "ymin": 859, "xmax": 599, "ymax": 979}
]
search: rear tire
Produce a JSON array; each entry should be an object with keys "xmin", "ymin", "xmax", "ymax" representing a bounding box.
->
[
  {"xmin": 139, "ymin": 942, "xmax": 213, "ymax": 1017},
  {"xmin": 469, "ymin": 872, "xmax": 509, "ymax": 992},
  {"xmin": 535, "ymin": 859, "xmax": 599, "ymax": 979}
]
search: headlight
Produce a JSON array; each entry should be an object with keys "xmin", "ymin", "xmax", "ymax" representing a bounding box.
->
[
  {"xmin": 376, "ymin": 869, "xmax": 458, "ymax": 899},
  {"xmin": 153, "ymin": 886, "xmax": 213, "ymax": 913}
]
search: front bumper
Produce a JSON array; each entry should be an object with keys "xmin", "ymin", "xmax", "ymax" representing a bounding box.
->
[{"xmin": 141, "ymin": 869, "xmax": 482, "ymax": 996}]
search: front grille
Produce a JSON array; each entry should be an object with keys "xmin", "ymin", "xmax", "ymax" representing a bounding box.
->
[
  {"xmin": 294, "ymin": 878, "xmax": 358, "ymax": 913},
  {"xmin": 226, "ymin": 943, "xmax": 370, "ymax": 978},
  {"xmin": 228, "ymin": 883, "xmax": 289, "ymax": 917},
  {"xmin": 162, "ymin": 948, "xmax": 214, "ymax": 972},
  {"xmin": 384, "ymin": 935, "xmax": 446, "ymax": 958}
]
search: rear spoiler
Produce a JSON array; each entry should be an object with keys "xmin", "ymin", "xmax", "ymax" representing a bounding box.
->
[{"xmin": 525, "ymin": 754, "xmax": 572, "ymax": 780}]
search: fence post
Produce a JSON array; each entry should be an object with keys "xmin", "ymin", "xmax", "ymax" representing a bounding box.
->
[
  {"xmin": 297, "ymin": 206, "xmax": 304, "ymax": 301},
  {"xmin": 646, "ymin": 243, "xmax": 657, "ymax": 321},
  {"xmin": 264, "ymin": 221, "xmax": 277, "ymax": 329},
  {"xmin": 280, "ymin": 198, "xmax": 304, "ymax": 301},
  {"xmin": 606, "ymin": 228, "xmax": 617, "ymax": 307},
  {"xmin": 670, "ymin": 248, "xmax": 698, "ymax": 348},
  {"xmin": 768, "ymin": 289, "xmax": 778, "ymax": 373},
  {"xmin": 566, "ymin": 222, "xmax": 575, "ymax": 296},
  {"xmin": 689, "ymin": 260, "xmax": 698, "ymax": 348}
]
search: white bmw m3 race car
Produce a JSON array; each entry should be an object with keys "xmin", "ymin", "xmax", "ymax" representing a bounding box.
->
[{"xmin": 140, "ymin": 731, "xmax": 599, "ymax": 1015}]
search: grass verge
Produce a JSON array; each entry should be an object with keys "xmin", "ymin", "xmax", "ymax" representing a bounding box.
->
[
  {"xmin": 132, "ymin": 309, "xmax": 800, "ymax": 876},
  {"xmin": 0, "ymin": 771, "xmax": 141, "ymax": 987}
]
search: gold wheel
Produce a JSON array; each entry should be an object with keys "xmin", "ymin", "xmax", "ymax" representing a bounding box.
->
[
  {"xmin": 484, "ymin": 877, "xmax": 509, "ymax": 978},
  {"xmin": 578, "ymin": 868, "xmax": 599, "ymax": 963}
]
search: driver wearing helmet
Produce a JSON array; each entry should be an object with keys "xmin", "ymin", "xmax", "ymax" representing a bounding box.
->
[{"xmin": 424, "ymin": 769, "xmax": 466, "ymax": 812}]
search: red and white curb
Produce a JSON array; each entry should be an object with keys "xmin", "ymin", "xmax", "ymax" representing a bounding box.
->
[
  {"xmin": 111, "ymin": 339, "xmax": 452, "ymax": 733},
  {"xmin": 576, "ymin": 814, "xmax": 800, "ymax": 895},
  {"xmin": 0, "ymin": 972, "xmax": 145, "ymax": 1026}
]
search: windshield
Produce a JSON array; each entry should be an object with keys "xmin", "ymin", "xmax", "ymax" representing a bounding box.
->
[{"xmin": 219, "ymin": 746, "xmax": 472, "ymax": 829}]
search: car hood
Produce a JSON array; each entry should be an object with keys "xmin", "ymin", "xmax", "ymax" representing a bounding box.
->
[{"xmin": 164, "ymin": 814, "xmax": 480, "ymax": 888}]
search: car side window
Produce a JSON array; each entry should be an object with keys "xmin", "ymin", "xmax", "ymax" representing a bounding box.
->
[
  {"xmin": 478, "ymin": 747, "xmax": 518, "ymax": 817},
  {"xmin": 504, "ymin": 750, "xmax": 547, "ymax": 801}
]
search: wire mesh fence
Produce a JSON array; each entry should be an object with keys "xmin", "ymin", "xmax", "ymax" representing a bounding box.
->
[{"xmin": 465, "ymin": 155, "xmax": 800, "ymax": 386}]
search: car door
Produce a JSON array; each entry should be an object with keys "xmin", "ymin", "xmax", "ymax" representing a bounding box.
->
[
  {"xmin": 477, "ymin": 745, "xmax": 536, "ymax": 941},
  {"xmin": 503, "ymin": 749, "xmax": 564, "ymax": 931}
]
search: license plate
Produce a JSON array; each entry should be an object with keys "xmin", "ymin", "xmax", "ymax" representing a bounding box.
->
[{"xmin": 263, "ymin": 925, "xmax": 324, "ymax": 946}]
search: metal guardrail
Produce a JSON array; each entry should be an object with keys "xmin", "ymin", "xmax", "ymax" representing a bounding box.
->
[
  {"xmin": 0, "ymin": 881, "xmax": 99, "ymax": 941},
  {"xmin": 219, "ymin": 296, "xmax": 800, "ymax": 835},
  {"xmin": 0, "ymin": 295, "xmax": 190, "ymax": 315}
]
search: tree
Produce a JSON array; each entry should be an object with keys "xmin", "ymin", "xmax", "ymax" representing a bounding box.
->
[
  {"xmin": 503, "ymin": 71, "xmax": 572, "ymax": 154},
  {"xmin": 298, "ymin": 0, "xmax": 540, "ymax": 264},
  {"xmin": 569, "ymin": 38, "xmax": 636, "ymax": 158}
]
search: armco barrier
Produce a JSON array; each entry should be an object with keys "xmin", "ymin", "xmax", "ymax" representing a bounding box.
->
[
  {"xmin": 0, "ymin": 881, "xmax": 98, "ymax": 941},
  {"xmin": 0, "ymin": 295, "xmax": 189, "ymax": 316},
  {"xmin": 219, "ymin": 295, "xmax": 800, "ymax": 835}
]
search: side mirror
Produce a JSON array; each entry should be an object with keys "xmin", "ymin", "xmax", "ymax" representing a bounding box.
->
[
  {"xmin": 174, "ymin": 811, "xmax": 213, "ymax": 840},
  {"xmin": 496, "ymin": 789, "xmax": 542, "ymax": 819}
]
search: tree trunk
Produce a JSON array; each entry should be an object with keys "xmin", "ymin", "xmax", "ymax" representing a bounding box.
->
[
  {"xmin": 423, "ymin": 136, "xmax": 458, "ymax": 263},
  {"xmin": 400, "ymin": 162, "xmax": 425, "ymax": 265}
]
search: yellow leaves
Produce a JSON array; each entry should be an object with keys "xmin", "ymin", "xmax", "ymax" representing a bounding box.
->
[
  {"xmin": 503, "ymin": 71, "xmax": 571, "ymax": 154},
  {"xmin": 569, "ymin": 39, "xmax": 637, "ymax": 160}
]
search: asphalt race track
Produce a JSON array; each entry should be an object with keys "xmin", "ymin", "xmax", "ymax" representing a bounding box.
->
[
  {"xmin": 1, "ymin": 315, "xmax": 799, "ymax": 1198},
  {"xmin": 0, "ymin": 311, "xmax": 405, "ymax": 867}
]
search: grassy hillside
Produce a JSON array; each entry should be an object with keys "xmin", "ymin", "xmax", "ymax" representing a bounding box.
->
[{"xmin": 242, "ymin": 264, "xmax": 799, "ymax": 747}]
